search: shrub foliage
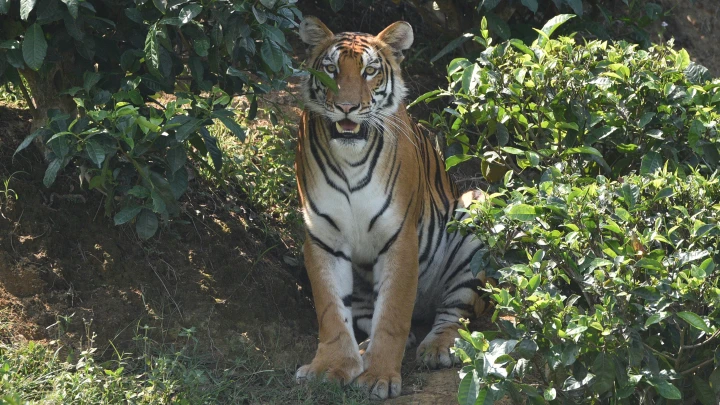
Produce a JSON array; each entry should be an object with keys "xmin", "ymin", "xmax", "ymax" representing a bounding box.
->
[
  {"xmin": 414, "ymin": 16, "xmax": 720, "ymax": 404},
  {"xmin": 2, "ymin": 0, "xmax": 300, "ymax": 238}
]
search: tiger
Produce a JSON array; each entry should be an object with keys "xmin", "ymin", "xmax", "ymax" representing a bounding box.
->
[{"xmin": 294, "ymin": 17, "xmax": 489, "ymax": 400}]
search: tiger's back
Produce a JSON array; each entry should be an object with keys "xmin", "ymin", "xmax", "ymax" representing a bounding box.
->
[{"xmin": 295, "ymin": 17, "xmax": 488, "ymax": 400}]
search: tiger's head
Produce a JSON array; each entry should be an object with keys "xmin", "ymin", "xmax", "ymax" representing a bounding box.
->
[{"xmin": 299, "ymin": 17, "xmax": 414, "ymax": 141}]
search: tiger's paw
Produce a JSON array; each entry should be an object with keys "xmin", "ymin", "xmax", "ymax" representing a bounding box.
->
[
  {"xmin": 416, "ymin": 326, "xmax": 461, "ymax": 369},
  {"xmin": 295, "ymin": 354, "xmax": 363, "ymax": 385},
  {"xmin": 353, "ymin": 367, "xmax": 402, "ymax": 400}
]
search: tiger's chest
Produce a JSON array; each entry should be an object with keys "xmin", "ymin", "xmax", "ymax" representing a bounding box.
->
[{"xmin": 303, "ymin": 141, "xmax": 406, "ymax": 265}]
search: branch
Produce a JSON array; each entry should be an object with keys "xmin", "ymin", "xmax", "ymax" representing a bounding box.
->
[
  {"xmin": 643, "ymin": 342, "xmax": 676, "ymax": 363},
  {"xmin": 679, "ymin": 358, "xmax": 714, "ymax": 376},
  {"xmin": 682, "ymin": 331, "xmax": 720, "ymax": 350}
]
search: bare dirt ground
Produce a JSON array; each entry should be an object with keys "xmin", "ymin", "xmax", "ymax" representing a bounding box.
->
[{"xmin": 660, "ymin": 0, "xmax": 720, "ymax": 76}]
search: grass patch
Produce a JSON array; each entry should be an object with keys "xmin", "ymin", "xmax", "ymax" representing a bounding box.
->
[{"xmin": 0, "ymin": 323, "xmax": 371, "ymax": 405}]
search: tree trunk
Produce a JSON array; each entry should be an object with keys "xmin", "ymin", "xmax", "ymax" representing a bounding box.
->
[{"xmin": 21, "ymin": 51, "xmax": 81, "ymax": 159}]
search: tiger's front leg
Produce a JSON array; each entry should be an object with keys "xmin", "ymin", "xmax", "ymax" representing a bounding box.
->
[
  {"xmin": 353, "ymin": 227, "xmax": 419, "ymax": 400},
  {"xmin": 296, "ymin": 237, "xmax": 363, "ymax": 384}
]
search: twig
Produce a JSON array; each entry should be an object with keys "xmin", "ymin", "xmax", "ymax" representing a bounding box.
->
[
  {"xmin": 643, "ymin": 342, "xmax": 676, "ymax": 363},
  {"xmin": 679, "ymin": 358, "xmax": 714, "ymax": 376},
  {"xmin": 682, "ymin": 330, "xmax": 720, "ymax": 350},
  {"xmin": 675, "ymin": 326, "xmax": 686, "ymax": 370}
]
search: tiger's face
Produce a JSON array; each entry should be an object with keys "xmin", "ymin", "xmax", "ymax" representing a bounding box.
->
[{"xmin": 299, "ymin": 17, "xmax": 414, "ymax": 141}]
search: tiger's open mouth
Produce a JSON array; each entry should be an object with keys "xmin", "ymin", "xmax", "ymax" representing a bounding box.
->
[{"xmin": 331, "ymin": 119, "xmax": 367, "ymax": 140}]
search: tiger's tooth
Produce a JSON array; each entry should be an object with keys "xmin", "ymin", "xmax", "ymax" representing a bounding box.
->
[
  {"xmin": 352, "ymin": 123, "xmax": 360, "ymax": 134},
  {"xmin": 336, "ymin": 122, "xmax": 343, "ymax": 132}
]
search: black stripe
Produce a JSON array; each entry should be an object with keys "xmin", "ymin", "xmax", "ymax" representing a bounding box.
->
[
  {"xmin": 445, "ymin": 278, "xmax": 483, "ymax": 296},
  {"xmin": 342, "ymin": 294, "xmax": 352, "ymax": 307},
  {"xmin": 443, "ymin": 246, "xmax": 477, "ymax": 285},
  {"xmin": 377, "ymin": 196, "xmax": 414, "ymax": 258},
  {"xmin": 349, "ymin": 130, "xmax": 384, "ymax": 192},
  {"xmin": 347, "ymin": 133, "xmax": 378, "ymax": 167},
  {"xmin": 368, "ymin": 162, "xmax": 401, "ymax": 232},
  {"xmin": 308, "ymin": 231, "xmax": 350, "ymax": 262},
  {"xmin": 308, "ymin": 119, "xmax": 350, "ymax": 202},
  {"xmin": 418, "ymin": 202, "xmax": 436, "ymax": 263}
]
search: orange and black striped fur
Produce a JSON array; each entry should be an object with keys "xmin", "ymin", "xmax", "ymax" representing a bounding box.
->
[{"xmin": 295, "ymin": 17, "xmax": 488, "ymax": 399}]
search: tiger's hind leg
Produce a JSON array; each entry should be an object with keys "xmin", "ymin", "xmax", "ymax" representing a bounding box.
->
[{"xmin": 417, "ymin": 190, "xmax": 491, "ymax": 369}]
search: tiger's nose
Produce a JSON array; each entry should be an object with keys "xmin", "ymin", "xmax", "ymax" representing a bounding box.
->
[{"xmin": 335, "ymin": 103, "xmax": 360, "ymax": 113}]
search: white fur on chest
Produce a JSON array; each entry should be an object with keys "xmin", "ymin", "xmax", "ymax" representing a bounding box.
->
[{"xmin": 305, "ymin": 140, "xmax": 402, "ymax": 264}]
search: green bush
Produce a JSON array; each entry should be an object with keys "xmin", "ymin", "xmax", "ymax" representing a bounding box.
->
[
  {"xmin": 2, "ymin": 0, "xmax": 300, "ymax": 238},
  {"xmin": 454, "ymin": 169, "xmax": 720, "ymax": 405},
  {"xmin": 452, "ymin": 167, "xmax": 720, "ymax": 404},
  {"xmin": 419, "ymin": 15, "xmax": 720, "ymax": 405},
  {"xmin": 419, "ymin": 16, "xmax": 719, "ymax": 182}
]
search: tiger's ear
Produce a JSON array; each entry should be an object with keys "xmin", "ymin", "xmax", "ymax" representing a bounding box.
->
[
  {"xmin": 299, "ymin": 16, "xmax": 334, "ymax": 47},
  {"xmin": 377, "ymin": 21, "xmax": 414, "ymax": 58}
]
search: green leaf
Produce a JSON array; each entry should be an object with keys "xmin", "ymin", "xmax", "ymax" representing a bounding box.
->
[
  {"xmin": 635, "ymin": 258, "xmax": 663, "ymax": 271},
  {"xmin": 22, "ymin": 24, "xmax": 47, "ymax": 71},
  {"xmin": 689, "ymin": 119, "xmax": 705, "ymax": 150},
  {"xmin": 127, "ymin": 186, "xmax": 150, "ymax": 199},
  {"xmin": 20, "ymin": 0, "xmax": 37, "ymax": 20},
  {"xmin": 500, "ymin": 146, "xmax": 524, "ymax": 155},
  {"xmin": 653, "ymin": 187, "xmax": 674, "ymax": 201},
  {"xmin": 485, "ymin": 12, "xmax": 511, "ymax": 40},
  {"xmin": 152, "ymin": 0, "xmax": 167, "ymax": 13},
  {"xmin": 647, "ymin": 378, "xmax": 682, "ymax": 400},
  {"xmin": 430, "ymin": 33, "xmax": 472, "ymax": 63},
  {"xmin": 564, "ymin": 0, "xmax": 583, "ymax": 16},
  {"xmin": 14, "ymin": 128, "xmax": 50, "ymax": 156},
  {"xmin": 537, "ymin": 14, "xmax": 575, "ymax": 46},
  {"xmin": 638, "ymin": 112, "xmax": 655, "ymax": 128},
  {"xmin": 505, "ymin": 204, "xmax": 537, "ymax": 222},
  {"xmin": 409, "ymin": 89, "xmax": 442, "ymax": 108},
  {"xmin": 214, "ymin": 114, "xmax": 246, "ymax": 141},
  {"xmin": 114, "ymin": 205, "xmax": 142, "ymax": 225},
  {"xmin": 496, "ymin": 123, "xmax": 509, "ymax": 146},
  {"xmin": 457, "ymin": 371, "xmax": 481, "ymax": 405},
  {"xmin": 179, "ymin": 4, "xmax": 202, "ymax": 24},
  {"xmin": 43, "ymin": 158, "xmax": 63, "ymax": 187},
  {"xmin": 61, "ymin": 0, "xmax": 78, "ymax": 18},
  {"xmin": 543, "ymin": 388, "xmax": 556, "ymax": 400},
  {"xmin": 199, "ymin": 127, "xmax": 222, "ymax": 171},
  {"xmin": 699, "ymin": 258, "xmax": 715, "ymax": 276},
  {"xmin": 83, "ymin": 71, "xmax": 101, "ymax": 92},
  {"xmin": 563, "ymin": 146, "xmax": 603, "ymax": 157},
  {"xmin": 0, "ymin": 0, "xmax": 10, "ymax": 14},
  {"xmin": 461, "ymin": 64, "xmax": 481, "ymax": 94},
  {"xmin": 445, "ymin": 154, "xmax": 472, "ymax": 171},
  {"xmin": 85, "ymin": 140, "xmax": 106, "ymax": 168},
  {"xmin": 307, "ymin": 68, "xmax": 338, "ymax": 94},
  {"xmin": 260, "ymin": 39, "xmax": 284, "ymax": 72},
  {"xmin": 469, "ymin": 249, "xmax": 488, "ymax": 277},
  {"xmin": 135, "ymin": 209, "xmax": 159, "ymax": 240},
  {"xmin": 693, "ymin": 376, "xmax": 717, "ymax": 405},
  {"xmin": 676, "ymin": 49, "xmax": 690, "ymax": 70},
  {"xmin": 527, "ymin": 274, "xmax": 540, "ymax": 294},
  {"xmin": 640, "ymin": 151, "xmax": 662, "ymax": 175},
  {"xmin": 619, "ymin": 184, "xmax": 639, "ymax": 210},
  {"xmin": 144, "ymin": 24, "xmax": 162, "ymax": 79},
  {"xmin": 677, "ymin": 311, "xmax": 712, "ymax": 333},
  {"xmin": 644, "ymin": 312, "xmax": 669, "ymax": 328},
  {"xmin": 591, "ymin": 353, "xmax": 615, "ymax": 395},
  {"xmin": 520, "ymin": 0, "xmax": 538, "ymax": 13},
  {"xmin": 166, "ymin": 145, "xmax": 186, "ymax": 174}
]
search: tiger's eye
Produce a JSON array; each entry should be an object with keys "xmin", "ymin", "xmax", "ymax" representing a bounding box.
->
[
  {"xmin": 365, "ymin": 66, "xmax": 377, "ymax": 75},
  {"xmin": 325, "ymin": 64, "xmax": 337, "ymax": 73}
]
